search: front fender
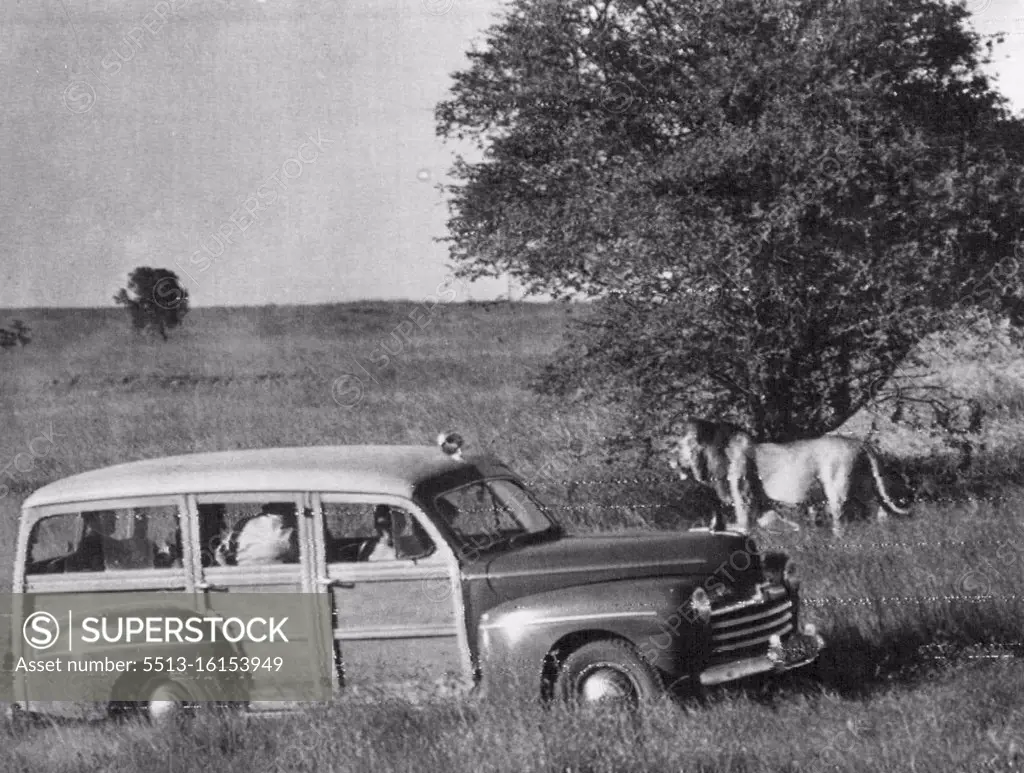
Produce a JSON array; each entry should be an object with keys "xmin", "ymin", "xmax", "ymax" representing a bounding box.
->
[{"xmin": 475, "ymin": 577, "xmax": 710, "ymax": 702}]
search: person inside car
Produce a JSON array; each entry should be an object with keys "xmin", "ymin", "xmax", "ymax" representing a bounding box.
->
[
  {"xmin": 68, "ymin": 510, "xmax": 119, "ymax": 571},
  {"xmin": 359, "ymin": 505, "xmax": 401, "ymax": 562},
  {"xmin": 119, "ymin": 510, "xmax": 181, "ymax": 569},
  {"xmin": 233, "ymin": 502, "xmax": 299, "ymax": 566},
  {"xmin": 199, "ymin": 505, "xmax": 229, "ymax": 567}
]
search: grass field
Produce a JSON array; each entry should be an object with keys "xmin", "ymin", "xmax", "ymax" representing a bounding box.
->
[{"xmin": 0, "ymin": 302, "xmax": 1022, "ymax": 772}]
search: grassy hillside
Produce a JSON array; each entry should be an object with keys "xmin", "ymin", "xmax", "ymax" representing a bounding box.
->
[{"xmin": 0, "ymin": 302, "xmax": 1022, "ymax": 772}]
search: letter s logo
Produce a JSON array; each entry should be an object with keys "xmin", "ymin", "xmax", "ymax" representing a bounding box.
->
[
  {"xmin": 62, "ymin": 81, "xmax": 96, "ymax": 115},
  {"xmin": 153, "ymin": 277, "xmax": 185, "ymax": 310},
  {"xmin": 101, "ymin": 54, "xmax": 122, "ymax": 77},
  {"xmin": 23, "ymin": 612, "xmax": 60, "ymax": 650}
]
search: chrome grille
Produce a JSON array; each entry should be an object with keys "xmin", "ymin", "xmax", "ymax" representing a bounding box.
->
[{"xmin": 709, "ymin": 590, "xmax": 793, "ymax": 660}]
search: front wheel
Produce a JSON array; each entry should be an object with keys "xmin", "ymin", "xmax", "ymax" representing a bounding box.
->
[
  {"xmin": 144, "ymin": 680, "xmax": 195, "ymax": 723},
  {"xmin": 556, "ymin": 639, "xmax": 664, "ymax": 708}
]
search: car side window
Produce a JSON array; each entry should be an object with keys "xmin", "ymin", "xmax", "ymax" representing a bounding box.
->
[
  {"xmin": 322, "ymin": 502, "xmax": 434, "ymax": 563},
  {"xmin": 27, "ymin": 506, "xmax": 182, "ymax": 575},
  {"xmin": 199, "ymin": 501, "xmax": 299, "ymax": 567}
]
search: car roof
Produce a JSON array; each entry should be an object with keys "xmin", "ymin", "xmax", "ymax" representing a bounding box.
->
[{"xmin": 22, "ymin": 445, "xmax": 494, "ymax": 509}]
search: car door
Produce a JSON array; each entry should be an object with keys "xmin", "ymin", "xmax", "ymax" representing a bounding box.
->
[
  {"xmin": 311, "ymin": 493, "xmax": 473, "ymax": 699},
  {"xmin": 187, "ymin": 493, "xmax": 331, "ymax": 705},
  {"xmin": 16, "ymin": 497, "xmax": 192, "ymax": 715}
]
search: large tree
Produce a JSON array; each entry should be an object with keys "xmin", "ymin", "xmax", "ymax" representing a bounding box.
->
[
  {"xmin": 436, "ymin": 0, "xmax": 1024, "ymax": 441},
  {"xmin": 114, "ymin": 267, "xmax": 190, "ymax": 342}
]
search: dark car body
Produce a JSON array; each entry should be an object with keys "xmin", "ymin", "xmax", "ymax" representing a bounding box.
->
[{"xmin": 11, "ymin": 445, "xmax": 822, "ymax": 718}]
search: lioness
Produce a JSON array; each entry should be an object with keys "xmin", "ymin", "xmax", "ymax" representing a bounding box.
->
[{"xmin": 663, "ymin": 417, "xmax": 913, "ymax": 535}]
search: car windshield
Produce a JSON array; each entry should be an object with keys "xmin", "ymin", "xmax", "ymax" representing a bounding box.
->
[{"xmin": 433, "ymin": 478, "xmax": 558, "ymax": 556}]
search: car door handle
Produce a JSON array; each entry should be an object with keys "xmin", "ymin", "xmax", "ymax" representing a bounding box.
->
[
  {"xmin": 317, "ymin": 577, "xmax": 354, "ymax": 589},
  {"xmin": 195, "ymin": 580, "xmax": 228, "ymax": 592}
]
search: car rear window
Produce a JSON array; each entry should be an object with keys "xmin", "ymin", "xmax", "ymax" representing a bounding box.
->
[{"xmin": 27, "ymin": 506, "xmax": 182, "ymax": 574}]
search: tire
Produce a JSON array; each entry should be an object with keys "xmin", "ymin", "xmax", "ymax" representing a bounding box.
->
[
  {"xmin": 111, "ymin": 678, "xmax": 196, "ymax": 725},
  {"xmin": 556, "ymin": 639, "xmax": 664, "ymax": 708}
]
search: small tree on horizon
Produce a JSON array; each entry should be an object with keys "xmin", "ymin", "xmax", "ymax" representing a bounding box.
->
[
  {"xmin": 114, "ymin": 267, "xmax": 190, "ymax": 342},
  {"xmin": 0, "ymin": 319, "xmax": 30, "ymax": 350},
  {"xmin": 436, "ymin": 0, "xmax": 1024, "ymax": 443},
  {"xmin": 10, "ymin": 320, "xmax": 30, "ymax": 346}
]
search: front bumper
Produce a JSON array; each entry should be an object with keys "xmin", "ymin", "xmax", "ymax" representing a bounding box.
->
[{"xmin": 698, "ymin": 624, "xmax": 825, "ymax": 686}]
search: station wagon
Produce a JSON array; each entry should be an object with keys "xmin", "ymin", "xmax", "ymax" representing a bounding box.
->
[{"xmin": 8, "ymin": 437, "xmax": 823, "ymax": 720}]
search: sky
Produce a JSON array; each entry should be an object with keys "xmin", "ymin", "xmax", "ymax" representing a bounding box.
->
[{"xmin": 1, "ymin": 0, "xmax": 1022, "ymax": 308}]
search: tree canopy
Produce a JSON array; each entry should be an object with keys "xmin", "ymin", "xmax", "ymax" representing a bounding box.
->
[
  {"xmin": 114, "ymin": 267, "xmax": 190, "ymax": 342},
  {"xmin": 436, "ymin": 0, "xmax": 1024, "ymax": 440}
]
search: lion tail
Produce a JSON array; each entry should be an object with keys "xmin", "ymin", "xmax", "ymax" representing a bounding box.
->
[{"xmin": 865, "ymin": 450, "xmax": 911, "ymax": 515}]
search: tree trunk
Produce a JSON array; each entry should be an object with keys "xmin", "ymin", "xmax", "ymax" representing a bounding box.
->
[{"xmin": 831, "ymin": 340, "xmax": 852, "ymax": 423}]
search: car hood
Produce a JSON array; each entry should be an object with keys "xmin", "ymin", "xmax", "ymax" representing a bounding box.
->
[{"xmin": 476, "ymin": 531, "xmax": 762, "ymax": 604}]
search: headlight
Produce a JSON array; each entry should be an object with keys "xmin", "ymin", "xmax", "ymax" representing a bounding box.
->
[{"xmin": 689, "ymin": 587, "xmax": 712, "ymax": 624}]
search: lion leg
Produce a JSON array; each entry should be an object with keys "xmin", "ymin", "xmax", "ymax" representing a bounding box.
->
[
  {"xmin": 729, "ymin": 475, "xmax": 752, "ymax": 532},
  {"xmin": 819, "ymin": 468, "xmax": 851, "ymax": 540},
  {"xmin": 708, "ymin": 474, "xmax": 733, "ymax": 531},
  {"xmin": 825, "ymin": 482, "xmax": 849, "ymax": 537},
  {"xmin": 726, "ymin": 438, "xmax": 756, "ymax": 533},
  {"xmin": 708, "ymin": 505, "xmax": 728, "ymax": 532},
  {"xmin": 713, "ymin": 477, "xmax": 733, "ymax": 506}
]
